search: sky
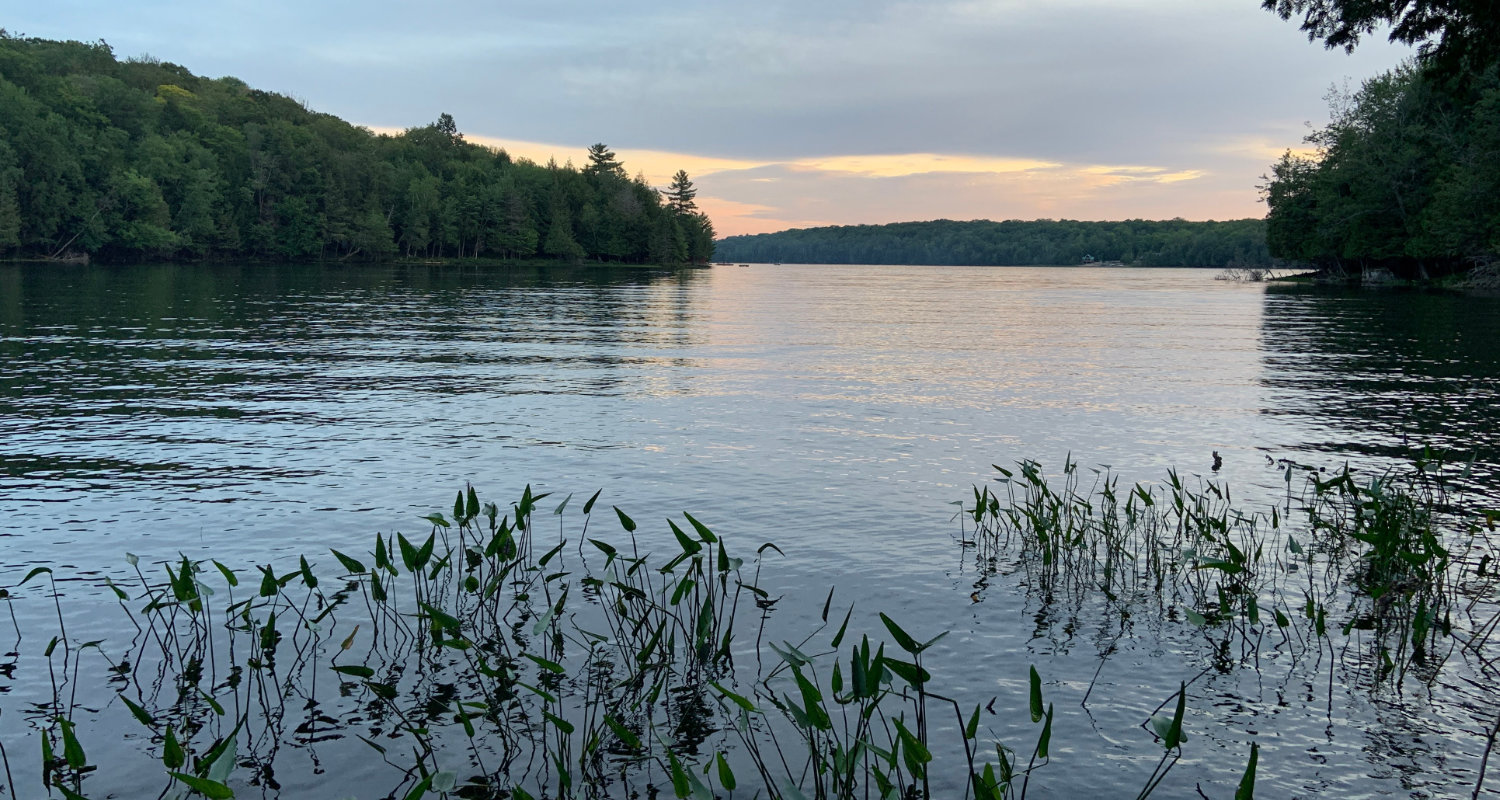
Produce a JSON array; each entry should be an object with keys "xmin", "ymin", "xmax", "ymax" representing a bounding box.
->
[{"xmin": 8, "ymin": 1, "xmax": 1414, "ymax": 236}]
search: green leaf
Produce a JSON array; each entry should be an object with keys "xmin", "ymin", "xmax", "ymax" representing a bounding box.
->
[
  {"xmin": 669, "ymin": 577, "xmax": 696, "ymax": 606},
  {"xmin": 104, "ymin": 576, "xmax": 128, "ymax": 601},
  {"xmin": 1029, "ymin": 666, "xmax": 1044, "ymax": 723},
  {"xmin": 419, "ymin": 602, "xmax": 462, "ymax": 634},
  {"xmin": 582, "ymin": 489, "xmax": 603, "ymax": 515},
  {"xmin": 523, "ymin": 653, "xmax": 565, "ymax": 674},
  {"xmin": 415, "ymin": 533, "xmax": 435, "ymax": 570},
  {"xmin": 374, "ymin": 535, "xmax": 392, "ymax": 574},
  {"xmin": 298, "ymin": 555, "xmax": 318, "ymax": 589},
  {"xmin": 531, "ymin": 606, "xmax": 557, "ymax": 637},
  {"xmin": 879, "ymin": 612, "xmax": 922, "ymax": 654},
  {"xmin": 164, "ymin": 724, "xmax": 184, "ymax": 769},
  {"xmin": 330, "ymin": 549, "xmax": 366, "ymax": 575},
  {"xmin": 331, "ymin": 664, "xmax": 375, "ymax": 679},
  {"xmin": 881, "ymin": 656, "xmax": 930, "ymax": 687},
  {"xmin": 402, "ymin": 775, "xmax": 431, "ymax": 800},
  {"xmin": 395, "ymin": 533, "xmax": 420, "ymax": 574},
  {"xmin": 168, "ymin": 773, "xmax": 235, "ymax": 800},
  {"xmin": 1165, "ymin": 682, "xmax": 1187, "ymax": 750},
  {"xmin": 667, "ymin": 750, "xmax": 692, "ymax": 798},
  {"xmin": 542, "ymin": 710, "xmax": 576, "ymax": 735},
  {"xmin": 120, "ymin": 695, "xmax": 155, "ymax": 727},
  {"xmin": 55, "ymin": 785, "xmax": 92, "ymax": 800},
  {"xmin": 614, "ymin": 506, "xmax": 636, "ymax": 532},
  {"xmin": 794, "ymin": 669, "xmax": 831, "ymax": 730},
  {"xmin": 58, "ymin": 717, "xmax": 86, "ymax": 769},
  {"xmin": 668, "ymin": 520, "xmax": 703, "ymax": 556},
  {"xmin": 201, "ymin": 721, "xmax": 242, "ymax": 784},
  {"xmin": 715, "ymin": 751, "xmax": 736, "ymax": 790},
  {"xmin": 894, "ymin": 717, "xmax": 931, "ymax": 776},
  {"xmin": 603, "ymin": 715, "xmax": 641, "ymax": 750},
  {"xmin": 211, "ymin": 560, "xmax": 238, "ymax": 588},
  {"xmin": 710, "ymin": 681, "xmax": 759, "ymax": 713},
  {"xmin": 200, "ymin": 689, "xmax": 226, "ymax": 717},
  {"xmin": 683, "ymin": 511, "xmax": 717, "ymax": 543},
  {"xmin": 831, "ymin": 605, "xmax": 853, "ymax": 649},
  {"xmin": 1234, "ymin": 742, "xmax": 1259, "ymax": 800},
  {"xmin": 257, "ymin": 566, "xmax": 277, "ymax": 598},
  {"xmin": 21, "ymin": 566, "xmax": 52, "ymax": 585}
]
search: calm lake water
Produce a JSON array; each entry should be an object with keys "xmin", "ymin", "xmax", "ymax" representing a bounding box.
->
[{"xmin": 2, "ymin": 263, "xmax": 1498, "ymax": 798}]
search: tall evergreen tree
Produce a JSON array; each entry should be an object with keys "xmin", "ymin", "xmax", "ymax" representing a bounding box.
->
[
  {"xmin": 664, "ymin": 170, "xmax": 697, "ymax": 213},
  {"xmin": 584, "ymin": 143, "xmax": 625, "ymax": 178}
]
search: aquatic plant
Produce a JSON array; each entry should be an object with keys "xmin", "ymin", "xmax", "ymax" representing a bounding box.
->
[
  {"xmin": 0, "ymin": 480, "xmax": 1265, "ymax": 799},
  {"xmin": 961, "ymin": 454, "xmax": 1499, "ymax": 771}
]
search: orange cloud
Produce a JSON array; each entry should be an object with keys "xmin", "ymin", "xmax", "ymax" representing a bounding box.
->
[
  {"xmin": 363, "ymin": 123, "xmax": 1254, "ymax": 236},
  {"xmin": 695, "ymin": 195, "xmax": 836, "ymax": 237},
  {"xmin": 789, "ymin": 153, "xmax": 1059, "ymax": 178}
]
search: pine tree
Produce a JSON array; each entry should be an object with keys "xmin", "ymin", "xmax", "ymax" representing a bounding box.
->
[
  {"xmin": 584, "ymin": 143, "xmax": 625, "ymax": 178},
  {"xmin": 664, "ymin": 170, "xmax": 697, "ymax": 213}
]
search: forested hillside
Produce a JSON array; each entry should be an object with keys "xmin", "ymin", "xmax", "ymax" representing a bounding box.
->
[
  {"xmin": 715, "ymin": 218, "xmax": 1271, "ymax": 267},
  {"xmin": 0, "ymin": 33, "xmax": 714, "ymax": 264},
  {"xmin": 1260, "ymin": 0, "xmax": 1500, "ymax": 279}
]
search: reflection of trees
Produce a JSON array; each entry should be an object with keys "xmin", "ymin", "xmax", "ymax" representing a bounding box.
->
[
  {"xmin": 1259, "ymin": 285, "xmax": 1500, "ymax": 482},
  {"xmin": 0, "ymin": 263, "xmax": 705, "ymax": 484}
]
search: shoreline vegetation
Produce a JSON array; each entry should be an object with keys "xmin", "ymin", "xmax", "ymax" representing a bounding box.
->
[
  {"xmin": 0, "ymin": 456, "xmax": 1494, "ymax": 799},
  {"xmin": 1259, "ymin": 1, "xmax": 1500, "ymax": 285},
  {"xmin": 0, "ymin": 33, "xmax": 715, "ymax": 268},
  {"xmin": 714, "ymin": 218, "xmax": 1278, "ymax": 269},
  {"xmin": 0, "ymin": 255, "xmax": 705, "ymax": 271}
]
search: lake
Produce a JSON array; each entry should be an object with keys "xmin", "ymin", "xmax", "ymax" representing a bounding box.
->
[{"xmin": 2, "ymin": 263, "xmax": 1497, "ymax": 799}]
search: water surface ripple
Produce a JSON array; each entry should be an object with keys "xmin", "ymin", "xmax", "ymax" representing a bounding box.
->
[{"xmin": 2, "ymin": 263, "xmax": 1497, "ymax": 798}]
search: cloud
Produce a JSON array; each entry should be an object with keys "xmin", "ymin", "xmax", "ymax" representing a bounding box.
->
[
  {"xmin": 11, "ymin": 0, "xmax": 1416, "ymax": 237},
  {"xmin": 367, "ymin": 128, "xmax": 762, "ymax": 186},
  {"xmin": 789, "ymin": 154, "xmax": 1060, "ymax": 178},
  {"xmin": 695, "ymin": 196, "xmax": 831, "ymax": 238},
  {"xmin": 367, "ymin": 124, "xmax": 1248, "ymax": 234}
]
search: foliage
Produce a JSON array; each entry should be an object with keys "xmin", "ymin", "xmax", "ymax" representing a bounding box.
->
[
  {"xmin": 0, "ymin": 480, "xmax": 1271, "ymax": 799},
  {"xmin": 664, "ymin": 169, "xmax": 697, "ymax": 213},
  {"xmin": 0, "ymin": 33, "xmax": 712, "ymax": 265},
  {"xmin": 965, "ymin": 454, "xmax": 1492, "ymax": 689},
  {"xmin": 1261, "ymin": 61, "xmax": 1500, "ymax": 277},
  {"xmin": 1261, "ymin": 0, "xmax": 1500, "ymax": 72},
  {"xmin": 714, "ymin": 218, "xmax": 1274, "ymax": 267}
]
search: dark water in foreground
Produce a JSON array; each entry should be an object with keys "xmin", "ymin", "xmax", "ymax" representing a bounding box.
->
[{"xmin": 1, "ymin": 263, "xmax": 1497, "ymax": 798}]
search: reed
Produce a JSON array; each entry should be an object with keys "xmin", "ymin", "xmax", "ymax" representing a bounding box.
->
[
  {"xmin": 19, "ymin": 463, "xmax": 1468, "ymax": 798},
  {"xmin": 962, "ymin": 454, "xmax": 1496, "ymax": 696}
]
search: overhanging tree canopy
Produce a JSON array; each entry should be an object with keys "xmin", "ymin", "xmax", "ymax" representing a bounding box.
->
[{"xmin": 1262, "ymin": 0, "xmax": 1500, "ymax": 69}]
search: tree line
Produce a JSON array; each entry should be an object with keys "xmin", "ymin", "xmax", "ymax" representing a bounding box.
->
[
  {"xmin": 714, "ymin": 218, "xmax": 1273, "ymax": 267},
  {"xmin": 0, "ymin": 33, "xmax": 715, "ymax": 265},
  {"xmin": 1260, "ymin": 0, "xmax": 1500, "ymax": 278}
]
